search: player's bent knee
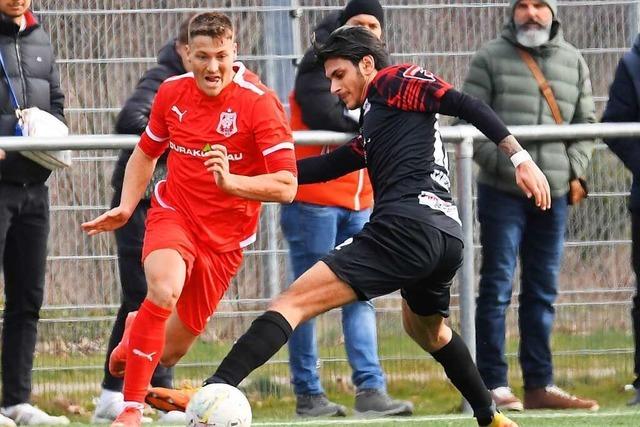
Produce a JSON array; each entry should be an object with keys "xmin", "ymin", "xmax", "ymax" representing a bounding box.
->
[{"xmin": 146, "ymin": 284, "xmax": 180, "ymax": 309}]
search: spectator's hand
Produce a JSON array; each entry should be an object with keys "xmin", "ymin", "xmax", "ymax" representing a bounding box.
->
[
  {"xmin": 204, "ymin": 144, "xmax": 236, "ymax": 192},
  {"xmin": 515, "ymin": 160, "xmax": 551, "ymax": 210},
  {"xmin": 81, "ymin": 206, "xmax": 132, "ymax": 236},
  {"xmin": 0, "ymin": 149, "xmax": 4, "ymax": 160},
  {"xmin": 568, "ymin": 178, "xmax": 588, "ymax": 205}
]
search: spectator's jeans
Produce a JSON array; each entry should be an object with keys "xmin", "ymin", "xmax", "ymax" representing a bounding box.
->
[
  {"xmin": 631, "ymin": 211, "xmax": 640, "ymax": 388},
  {"xmin": 101, "ymin": 187, "xmax": 173, "ymax": 392},
  {"xmin": 0, "ymin": 182, "xmax": 49, "ymax": 406},
  {"xmin": 280, "ymin": 202, "xmax": 385, "ymax": 395},
  {"xmin": 475, "ymin": 184, "xmax": 568, "ymax": 390}
]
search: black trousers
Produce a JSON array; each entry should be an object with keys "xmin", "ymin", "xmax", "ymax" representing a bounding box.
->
[
  {"xmin": 0, "ymin": 182, "xmax": 49, "ymax": 406},
  {"xmin": 632, "ymin": 212, "xmax": 640, "ymax": 388},
  {"xmin": 101, "ymin": 187, "xmax": 173, "ymax": 391}
]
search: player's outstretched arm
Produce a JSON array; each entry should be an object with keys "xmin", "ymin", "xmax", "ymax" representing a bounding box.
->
[
  {"xmin": 498, "ymin": 135, "xmax": 551, "ymax": 210},
  {"xmin": 204, "ymin": 145, "xmax": 297, "ymax": 203},
  {"xmin": 81, "ymin": 146, "xmax": 157, "ymax": 235}
]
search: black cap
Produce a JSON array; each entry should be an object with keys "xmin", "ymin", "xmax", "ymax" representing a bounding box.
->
[{"xmin": 340, "ymin": 0, "xmax": 384, "ymax": 27}]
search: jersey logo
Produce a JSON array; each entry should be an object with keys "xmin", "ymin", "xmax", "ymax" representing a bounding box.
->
[
  {"xmin": 363, "ymin": 99, "xmax": 371, "ymax": 116},
  {"xmin": 217, "ymin": 108, "xmax": 238, "ymax": 137},
  {"xmin": 171, "ymin": 105, "xmax": 187, "ymax": 122},
  {"xmin": 403, "ymin": 65, "xmax": 436, "ymax": 82}
]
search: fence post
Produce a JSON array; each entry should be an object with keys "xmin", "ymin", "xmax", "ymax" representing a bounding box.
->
[{"xmin": 455, "ymin": 136, "xmax": 476, "ymax": 414}]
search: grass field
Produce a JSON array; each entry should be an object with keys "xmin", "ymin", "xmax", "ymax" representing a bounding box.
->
[{"xmin": 58, "ymin": 410, "xmax": 640, "ymax": 426}]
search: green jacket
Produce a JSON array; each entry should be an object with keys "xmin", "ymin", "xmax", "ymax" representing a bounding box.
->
[{"xmin": 461, "ymin": 20, "xmax": 595, "ymax": 197}]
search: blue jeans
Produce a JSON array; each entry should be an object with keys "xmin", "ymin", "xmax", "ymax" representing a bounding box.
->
[
  {"xmin": 280, "ymin": 202, "xmax": 386, "ymax": 395},
  {"xmin": 475, "ymin": 184, "xmax": 568, "ymax": 390}
]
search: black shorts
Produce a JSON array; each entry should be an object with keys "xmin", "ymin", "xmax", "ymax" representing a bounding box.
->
[{"xmin": 322, "ymin": 215, "xmax": 463, "ymax": 317}]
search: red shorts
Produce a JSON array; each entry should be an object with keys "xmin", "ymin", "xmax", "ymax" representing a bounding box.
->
[{"xmin": 142, "ymin": 207, "xmax": 243, "ymax": 335}]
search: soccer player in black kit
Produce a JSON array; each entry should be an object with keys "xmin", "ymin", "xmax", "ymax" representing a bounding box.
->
[{"xmin": 186, "ymin": 26, "xmax": 550, "ymax": 426}]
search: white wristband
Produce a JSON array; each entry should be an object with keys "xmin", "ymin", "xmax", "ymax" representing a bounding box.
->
[{"xmin": 510, "ymin": 150, "xmax": 532, "ymax": 168}]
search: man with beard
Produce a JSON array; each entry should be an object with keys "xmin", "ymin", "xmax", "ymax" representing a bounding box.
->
[{"xmin": 460, "ymin": 0, "xmax": 597, "ymax": 412}]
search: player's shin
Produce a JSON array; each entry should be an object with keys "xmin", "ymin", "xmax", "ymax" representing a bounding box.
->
[
  {"xmin": 123, "ymin": 299, "xmax": 172, "ymax": 403},
  {"xmin": 430, "ymin": 330, "xmax": 496, "ymax": 426},
  {"xmin": 204, "ymin": 310, "xmax": 292, "ymax": 386}
]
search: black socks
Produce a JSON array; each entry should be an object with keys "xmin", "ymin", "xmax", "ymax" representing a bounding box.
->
[
  {"xmin": 204, "ymin": 310, "xmax": 293, "ymax": 387},
  {"xmin": 431, "ymin": 330, "xmax": 495, "ymax": 425}
]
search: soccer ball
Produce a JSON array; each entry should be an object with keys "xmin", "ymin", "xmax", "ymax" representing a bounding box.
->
[{"xmin": 185, "ymin": 383, "xmax": 252, "ymax": 427}]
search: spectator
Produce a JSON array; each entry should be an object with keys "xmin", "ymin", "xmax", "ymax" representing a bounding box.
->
[
  {"xmin": 82, "ymin": 12, "xmax": 297, "ymax": 427},
  {"xmin": 91, "ymin": 17, "xmax": 192, "ymax": 424},
  {"xmin": 460, "ymin": 0, "xmax": 598, "ymax": 411},
  {"xmin": 283, "ymin": 0, "xmax": 412, "ymax": 417},
  {"xmin": 602, "ymin": 33, "xmax": 640, "ymax": 406},
  {"xmin": 0, "ymin": 0, "xmax": 69, "ymax": 425}
]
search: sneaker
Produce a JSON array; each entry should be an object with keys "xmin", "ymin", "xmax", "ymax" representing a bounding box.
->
[
  {"xmin": 626, "ymin": 384, "xmax": 640, "ymax": 405},
  {"xmin": 109, "ymin": 312, "xmax": 137, "ymax": 377},
  {"xmin": 146, "ymin": 387, "xmax": 197, "ymax": 412},
  {"xmin": 1, "ymin": 404, "xmax": 69, "ymax": 425},
  {"xmin": 157, "ymin": 410, "xmax": 186, "ymax": 424},
  {"xmin": 354, "ymin": 389, "xmax": 413, "ymax": 417},
  {"xmin": 524, "ymin": 385, "xmax": 599, "ymax": 411},
  {"xmin": 295, "ymin": 394, "xmax": 346, "ymax": 417},
  {"xmin": 92, "ymin": 391, "xmax": 152, "ymax": 424},
  {"xmin": 485, "ymin": 412, "xmax": 519, "ymax": 427},
  {"xmin": 111, "ymin": 406, "xmax": 142, "ymax": 427},
  {"xmin": 490, "ymin": 387, "xmax": 523, "ymax": 411},
  {"xmin": 0, "ymin": 414, "xmax": 15, "ymax": 427}
]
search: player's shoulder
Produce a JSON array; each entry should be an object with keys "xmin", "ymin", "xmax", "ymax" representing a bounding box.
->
[
  {"xmin": 232, "ymin": 62, "xmax": 275, "ymax": 99},
  {"xmin": 155, "ymin": 72, "xmax": 194, "ymax": 103},
  {"xmin": 374, "ymin": 64, "xmax": 438, "ymax": 84}
]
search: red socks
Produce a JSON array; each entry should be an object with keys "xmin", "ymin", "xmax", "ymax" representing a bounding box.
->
[{"xmin": 123, "ymin": 299, "xmax": 172, "ymax": 403}]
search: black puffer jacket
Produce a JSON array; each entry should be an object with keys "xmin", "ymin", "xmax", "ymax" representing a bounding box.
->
[
  {"xmin": 294, "ymin": 11, "xmax": 359, "ymax": 132},
  {"xmin": 0, "ymin": 11, "xmax": 65, "ymax": 184},
  {"xmin": 111, "ymin": 39, "xmax": 186, "ymax": 188}
]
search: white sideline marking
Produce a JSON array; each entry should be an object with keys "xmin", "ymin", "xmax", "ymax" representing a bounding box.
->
[{"xmin": 248, "ymin": 410, "xmax": 640, "ymax": 426}]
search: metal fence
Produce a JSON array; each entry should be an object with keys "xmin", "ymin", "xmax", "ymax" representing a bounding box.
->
[{"xmin": 0, "ymin": 0, "xmax": 638, "ymax": 413}]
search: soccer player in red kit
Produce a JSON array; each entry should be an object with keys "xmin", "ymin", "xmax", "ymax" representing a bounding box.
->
[{"xmin": 81, "ymin": 12, "xmax": 297, "ymax": 427}]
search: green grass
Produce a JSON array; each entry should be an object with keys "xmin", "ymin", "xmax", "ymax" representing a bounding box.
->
[{"xmin": 27, "ymin": 322, "xmax": 638, "ymax": 424}]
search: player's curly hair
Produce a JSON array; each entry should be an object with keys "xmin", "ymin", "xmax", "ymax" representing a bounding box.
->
[
  {"xmin": 188, "ymin": 12, "xmax": 233, "ymax": 42},
  {"xmin": 314, "ymin": 25, "xmax": 390, "ymax": 70}
]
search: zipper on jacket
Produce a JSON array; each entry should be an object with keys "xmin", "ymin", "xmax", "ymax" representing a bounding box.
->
[{"xmin": 14, "ymin": 34, "xmax": 26, "ymax": 108}]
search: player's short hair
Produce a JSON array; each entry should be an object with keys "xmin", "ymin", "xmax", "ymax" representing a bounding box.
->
[
  {"xmin": 177, "ymin": 15, "xmax": 193, "ymax": 44},
  {"xmin": 314, "ymin": 25, "xmax": 390, "ymax": 71},
  {"xmin": 188, "ymin": 12, "xmax": 233, "ymax": 43}
]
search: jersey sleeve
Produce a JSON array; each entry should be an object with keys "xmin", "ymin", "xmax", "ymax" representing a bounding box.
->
[
  {"xmin": 137, "ymin": 83, "xmax": 170, "ymax": 158},
  {"xmin": 371, "ymin": 64, "xmax": 453, "ymax": 114},
  {"xmin": 252, "ymin": 91, "xmax": 296, "ymax": 162}
]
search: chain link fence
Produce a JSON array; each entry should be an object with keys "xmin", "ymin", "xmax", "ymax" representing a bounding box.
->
[{"xmin": 0, "ymin": 0, "xmax": 637, "ymax": 411}]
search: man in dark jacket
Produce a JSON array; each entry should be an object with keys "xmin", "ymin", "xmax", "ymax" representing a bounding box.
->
[
  {"xmin": 602, "ymin": 33, "xmax": 640, "ymax": 406},
  {"xmin": 283, "ymin": 0, "xmax": 412, "ymax": 417},
  {"xmin": 91, "ymin": 17, "xmax": 191, "ymax": 424},
  {"xmin": 0, "ymin": 0, "xmax": 69, "ymax": 425},
  {"xmin": 461, "ymin": 0, "xmax": 597, "ymax": 412}
]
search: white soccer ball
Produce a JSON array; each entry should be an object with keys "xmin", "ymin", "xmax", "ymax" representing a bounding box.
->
[{"xmin": 185, "ymin": 383, "xmax": 252, "ymax": 427}]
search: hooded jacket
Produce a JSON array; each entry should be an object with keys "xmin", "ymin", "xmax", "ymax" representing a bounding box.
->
[
  {"xmin": 602, "ymin": 34, "xmax": 640, "ymax": 212},
  {"xmin": 0, "ymin": 11, "xmax": 65, "ymax": 184},
  {"xmin": 111, "ymin": 38, "xmax": 186, "ymax": 189},
  {"xmin": 461, "ymin": 4, "xmax": 595, "ymax": 197},
  {"xmin": 289, "ymin": 11, "xmax": 373, "ymax": 210}
]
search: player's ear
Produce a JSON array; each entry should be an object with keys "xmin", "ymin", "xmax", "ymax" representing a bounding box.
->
[{"xmin": 359, "ymin": 55, "xmax": 375, "ymax": 77}]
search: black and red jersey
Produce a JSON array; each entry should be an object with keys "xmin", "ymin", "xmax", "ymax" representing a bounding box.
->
[{"xmin": 360, "ymin": 64, "xmax": 462, "ymax": 240}]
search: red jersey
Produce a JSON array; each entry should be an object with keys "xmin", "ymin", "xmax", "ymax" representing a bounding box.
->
[{"xmin": 138, "ymin": 62, "xmax": 294, "ymax": 252}]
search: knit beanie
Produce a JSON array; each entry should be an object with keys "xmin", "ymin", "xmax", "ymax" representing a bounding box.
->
[
  {"xmin": 510, "ymin": 0, "xmax": 557, "ymax": 17},
  {"xmin": 340, "ymin": 0, "xmax": 384, "ymax": 26}
]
